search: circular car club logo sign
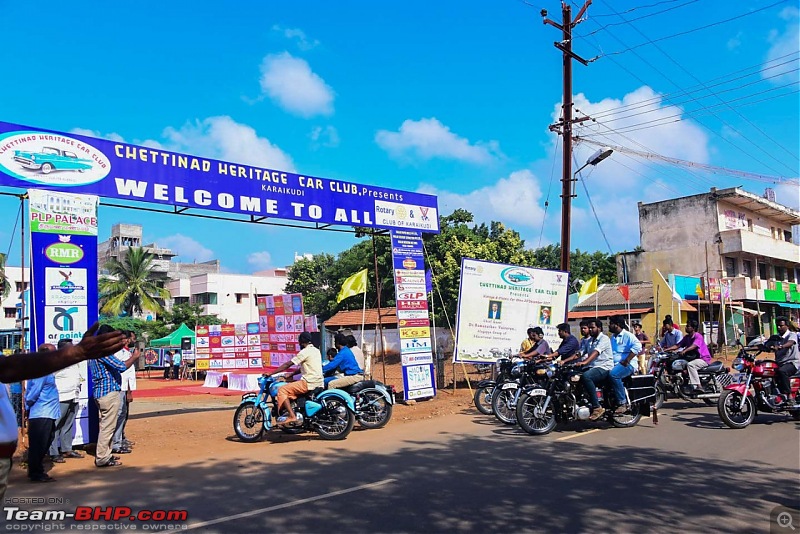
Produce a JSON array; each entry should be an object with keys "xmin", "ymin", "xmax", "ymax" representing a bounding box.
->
[{"xmin": 0, "ymin": 130, "xmax": 111, "ymax": 186}]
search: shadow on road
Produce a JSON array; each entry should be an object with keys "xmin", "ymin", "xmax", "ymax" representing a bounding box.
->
[{"xmin": 12, "ymin": 415, "xmax": 799, "ymax": 533}]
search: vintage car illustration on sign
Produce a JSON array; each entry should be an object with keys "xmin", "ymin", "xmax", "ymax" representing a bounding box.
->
[{"xmin": 13, "ymin": 147, "xmax": 93, "ymax": 174}]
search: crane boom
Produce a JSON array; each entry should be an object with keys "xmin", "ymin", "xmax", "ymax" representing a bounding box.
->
[{"xmin": 574, "ymin": 137, "xmax": 800, "ymax": 186}]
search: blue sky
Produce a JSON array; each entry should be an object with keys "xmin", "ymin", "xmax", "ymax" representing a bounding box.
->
[{"xmin": 1, "ymin": 0, "xmax": 798, "ymax": 272}]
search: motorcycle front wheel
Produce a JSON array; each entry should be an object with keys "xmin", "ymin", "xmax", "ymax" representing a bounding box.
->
[
  {"xmin": 473, "ymin": 385, "xmax": 494, "ymax": 415},
  {"xmin": 491, "ymin": 386, "xmax": 518, "ymax": 425},
  {"xmin": 233, "ymin": 402, "xmax": 265, "ymax": 442},
  {"xmin": 357, "ymin": 390, "xmax": 393, "ymax": 429},
  {"xmin": 718, "ymin": 389, "xmax": 756, "ymax": 429},
  {"xmin": 516, "ymin": 393, "xmax": 556, "ymax": 435},
  {"xmin": 610, "ymin": 403, "xmax": 642, "ymax": 428},
  {"xmin": 315, "ymin": 397, "xmax": 356, "ymax": 440}
]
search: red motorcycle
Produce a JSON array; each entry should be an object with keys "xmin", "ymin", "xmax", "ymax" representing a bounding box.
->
[{"xmin": 717, "ymin": 343, "xmax": 800, "ymax": 429}]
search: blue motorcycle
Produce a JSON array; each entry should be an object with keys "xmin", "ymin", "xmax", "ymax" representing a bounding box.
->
[{"xmin": 233, "ymin": 374, "xmax": 356, "ymax": 442}]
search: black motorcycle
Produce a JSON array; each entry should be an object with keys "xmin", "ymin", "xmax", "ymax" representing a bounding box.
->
[
  {"xmin": 473, "ymin": 357, "xmax": 519, "ymax": 415},
  {"xmin": 647, "ymin": 350, "xmax": 730, "ymax": 409},
  {"xmin": 491, "ymin": 359, "xmax": 555, "ymax": 425},
  {"xmin": 515, "ymin": 364, "xmax": 656, "ymax": 435}
]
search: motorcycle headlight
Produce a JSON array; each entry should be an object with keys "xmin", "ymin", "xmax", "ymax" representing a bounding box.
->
[
  {"xmin": 546, "ymin": 368, "xmax": 555, "ymax": 378},
  {"xmin": 570, "ymin": 374, "xmax": 581, "ymax": 382},
  {"xmin": 671, "ymin": 359, "xmax": 687, "ymax": 371},
  {"xmin": 536, "ymin": 368, "xmax": 547, "ymax": 375},
  {"xmin": 732, "ymin": 357, "xmax": 744, "ymax": 372}
]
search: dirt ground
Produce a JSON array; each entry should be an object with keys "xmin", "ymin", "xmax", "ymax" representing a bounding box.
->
[{"xmin": 8, "ymin": 359, "xmax": 485, "ymax": 485}]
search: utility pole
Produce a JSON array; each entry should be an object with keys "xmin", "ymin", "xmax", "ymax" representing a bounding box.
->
[{"xmin": 544, "ymin": 1, "xmax": 592, "ymax": 273}]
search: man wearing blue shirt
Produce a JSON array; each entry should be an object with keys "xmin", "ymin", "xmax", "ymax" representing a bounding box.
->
[
  {"xmin": 575, "ymin": 319, "xmax": 614, "ymax": 420},
  {"xmin": 89, "ymin": 331, "xmax": 141, "ymax": 468},
  {"xmin": 608, "ymin": 316, "xmax": 643, "ymax": 414},
  {"xmin": 25, "ymin": 344, "xmax": 60, "ymax": 483},
  {"xmin": 660, "ymin": 318, "xmax": 683, "ymax": 349},
  {"xmin": 546, "ymin": 323, "xmax": 581, "ymax": 362},
  {"xmin": 323, "ymin": 333, "xmax": 364, "ymax": 389}
]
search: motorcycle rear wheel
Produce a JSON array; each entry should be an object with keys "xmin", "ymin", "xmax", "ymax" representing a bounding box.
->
[
  {"xmin": 315, "ymin": 397, "xmax": 356, "ymax": 440},
  {"xmin": 718, "ymin": 389, "xmax": 756, "ymax": 429},
  {"xmin": 516, "ymin": 393, "xmax": 556, "ymax": 435},
  {"xmin": 491, "ymin": 387, "xmax": 518, "ymax": 425},
  {"xmin": 233, "ymin": 402, "xmax": 265, "ymax": 442},
  {"xmin": 610, "ymin": 403, "xmax": 642, "ymax": 428},
  {"xmin": 357, "ymin": 390, "xmax": 393, "ymax": 429},
  {"xmin": 473, "ymin": 385, "xmax": 494, "ymax": 415}
]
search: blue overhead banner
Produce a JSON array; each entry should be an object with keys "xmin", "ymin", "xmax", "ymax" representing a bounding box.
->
[{"xmin": 0, "ymin": 121, "xmax": 440, "ymax": 233}]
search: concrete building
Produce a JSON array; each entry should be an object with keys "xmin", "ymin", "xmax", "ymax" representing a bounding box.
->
[
  {"xmin": 0, "ymin": 266, "xmax": 28, "ymax": 350},
  {"xmin": 618, "ymin": 187, "xmax": 800, "ymax": 337},
  {"xmin": 165, "ymin": 268, "xmax": 289, "ymax": 325}
]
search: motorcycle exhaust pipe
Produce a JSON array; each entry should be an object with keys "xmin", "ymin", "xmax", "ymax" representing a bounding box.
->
[{"xmin": 695, "ymin": 393, "xmax": 720, "ymax": 399}]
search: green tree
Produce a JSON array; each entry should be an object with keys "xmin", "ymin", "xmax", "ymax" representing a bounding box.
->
[
  {"xmin": 99, "ymin": 247, "xmax": 170, "ymax": 317},
  {"xmin": 162, "ymin": 303, "xmax": 225, "ymax": 329}
]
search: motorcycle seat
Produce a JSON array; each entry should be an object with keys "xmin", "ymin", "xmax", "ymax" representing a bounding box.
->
[
  {"xmin": 343, "ymin": 380, "xmax": 378, "ymax": 394},
  {"xmin": 698, "ymin": 361, "xmax": 725, "ymax": 373},
  {"xmin": 309, "ymin": 387, "xmax": 325, "ymax": 399}
]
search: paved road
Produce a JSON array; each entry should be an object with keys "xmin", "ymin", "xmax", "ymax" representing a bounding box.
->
[{"xmin": 6, "ymin": 400, "xmax": 799, "ymax": 533}]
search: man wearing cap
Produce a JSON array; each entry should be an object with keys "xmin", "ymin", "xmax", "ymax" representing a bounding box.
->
[{"xmin": 265, "ymin": 332, "xmax": 324, "ymax": 426}]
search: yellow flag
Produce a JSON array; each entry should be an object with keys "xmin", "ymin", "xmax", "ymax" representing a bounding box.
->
[
  {"xmin": 578, "ymin": 275, "xmax": 598, "ymax": 300},
  {"xmin": 337, "ymin": 269, "xmax": 368, "ymax": 303}
]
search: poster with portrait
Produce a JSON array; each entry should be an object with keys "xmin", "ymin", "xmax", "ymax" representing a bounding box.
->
[{"xmin": 453, "ymin": 259, "xmax": 569, "ymax": 363}]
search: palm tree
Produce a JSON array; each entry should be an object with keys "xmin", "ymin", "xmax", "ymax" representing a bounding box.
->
[
  {"xmin": 0, "ymin": 253, "xmax": 11, "ymax": 300},
  {"xmin": 99, "ymin": 247, "xmax": 170, "ymax": 316}
]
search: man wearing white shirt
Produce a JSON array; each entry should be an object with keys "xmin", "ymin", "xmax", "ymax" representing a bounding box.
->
[
  {"xmin": 112, "ymin": 331, "xmax": 138, "ymax": 454},
  {"xmin": 48, "ymin": 339, "xmax": 84, "ymax": 463}
]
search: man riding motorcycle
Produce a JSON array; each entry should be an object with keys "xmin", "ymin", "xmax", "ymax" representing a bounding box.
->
[
  {"xmin": 608, "ymin": 316, "xmax": 643, "ymax": 414},
  {"xmin": 323, "ymin": 333, "xmax": 364, "ymax": 389},
  {"xmin": 772, "ymin": 316, "xmax": 799, "ymax": 405},
  {"xmin": 574, "ymin": 319, "xmax": 614, "ymax": 420},
  {"xmin": 265, "ymin": 332, "xmax": 324, "ymax": 426},
  {"xmin": 663, "ymin": 319, "xmax": 711, "ymax": 396}
]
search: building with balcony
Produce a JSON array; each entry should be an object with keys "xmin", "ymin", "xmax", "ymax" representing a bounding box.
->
[
  {"xmin": 165, "ymin": 269, "xmax": 289, "ymax": 325},
  {"xmin": 617, "ymin": 187, "xmax": 800, "ymax": 339}
]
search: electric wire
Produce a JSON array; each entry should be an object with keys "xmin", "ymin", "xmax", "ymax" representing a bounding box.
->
[
  {"xmin": 595, "ymin": 0, "xmax": 800, "ymax": 169},
  {"xmin": 587, "ymin": 61, "xmax": 800, "ymax": 122},
  {"xmin": 586, "ymin": 52, "xmax": 799, "ymax": 120},
  {"xmin": 578, "ymin": 82, "xmax": 800, "ymax": 137},
  {"xmin": 589, "ymin": 0, "xmax": 703, "ymax": 18},
  {"xmin": 579, "ymin": 0, "xmax": 701, "ymax": 37},
  {"xmin": 601, "ymin": 0, "xmax": 790, "ymax": 57},
  {"xmin": 539, "ymin": 134, "xmax": 560, "ymax": 248},
  {"xmin": 5, "ymin": 203, "xmax": 22, "ymax": 259},
  {"xmin": 570, "ymin": 1, "xmax": 797, "ymax": 178},
  {"xmin": 573, "ymin": 155, "xmax": 615, "ymax": 255}
]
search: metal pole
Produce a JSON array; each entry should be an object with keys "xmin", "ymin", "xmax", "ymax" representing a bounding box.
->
[
  {"xmin": 371, "ymin": 233, "xmax": 386, "ymax": 383},
  {"xmin": 559, "ymin": 2, "xmax": 574, "ymax": 273}
]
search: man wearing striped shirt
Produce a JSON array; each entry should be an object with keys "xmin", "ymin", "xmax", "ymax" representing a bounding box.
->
[{"xmin": 88, "ymin": 329, "xmax": 141, "ymax": 468}]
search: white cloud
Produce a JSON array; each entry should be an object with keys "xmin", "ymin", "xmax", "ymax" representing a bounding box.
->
[
  {"xmin": 419, "ymin": 170, "xmax": 546, "ymax": 237},
  {"xmin": 70, "ymin": 128, "xmax": 125, "ymax": 143},
  {"xmin": 247, "ymin": 251, "xmax": 273, "ymax": 270},
  {"xmin": 764, "ymin": 7, "xmax": 800, "ymax": 84},
  {"xmin": 272, "ymin": 25, "xmax": 319, "ymax": 50},
  {"xmin": 162, "ymin": 116, "xmax": 295, "ymax": 171},
  {"xmin": 156, "ymin": 234, "xmax": 215, "ymax": 262},
  {"xmin": 259, "ymin": 52, "xmax": 334, "ymax": 118},
  {"xmin": 376, "ymin": 118, "xmax": 502, "ymax": 164},
  {"xmin": 309, "ymin": 125, "xmax": 340, "ymax": 148},
  {"xmin": 727, "ymin": 31, "xmax": 743, "ymax": 50}
]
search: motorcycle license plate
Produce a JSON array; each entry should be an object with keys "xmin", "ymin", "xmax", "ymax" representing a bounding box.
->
[
  {"xmin": 530, "ymin": 389, "xmax": 546, "ymax": 396},
  {"xmin": 502, "ymin": 383, "xmax": 518, "ymax": 390}
]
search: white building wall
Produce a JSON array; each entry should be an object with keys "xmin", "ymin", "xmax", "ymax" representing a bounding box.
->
[{"xmin": 0, "ymin": 267, "xmax": 28, "ymax": 331}]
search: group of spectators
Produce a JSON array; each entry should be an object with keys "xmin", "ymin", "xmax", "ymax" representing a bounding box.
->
[
  {"xmin": 162, "ymin": 350, "xmax": 183, "ymax": 380},
  {"xmin": 2, "ymin": 327, "xmax": 140, "ymax": 489},
  {"xmin": 0, "ymin": 325, "xmax": 127, "ymax": 500}
]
